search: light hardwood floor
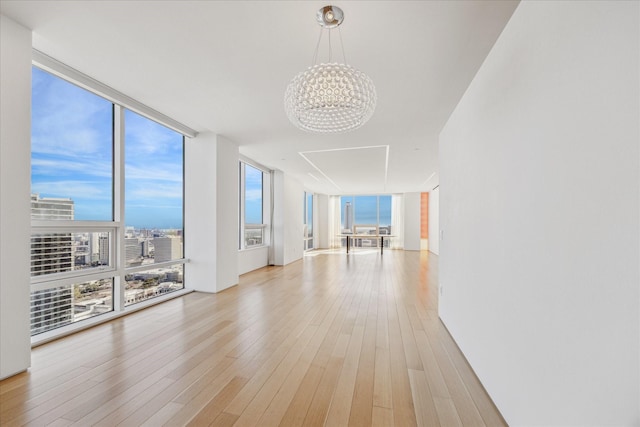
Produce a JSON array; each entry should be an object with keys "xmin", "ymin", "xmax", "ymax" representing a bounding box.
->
[{"xmin": 0, "ymin": 250, "xmax": 506, "ymax": 426}]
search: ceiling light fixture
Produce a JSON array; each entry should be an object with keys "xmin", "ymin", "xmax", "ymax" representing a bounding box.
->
[{"xmin": 284, "ymin": 5, "xmax": 377, "ymax": 133}]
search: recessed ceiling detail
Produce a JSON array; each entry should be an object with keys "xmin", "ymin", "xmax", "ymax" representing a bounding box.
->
[{"xmin": 299, "ymin": 145, "xmax": 389, "ymax": 194}]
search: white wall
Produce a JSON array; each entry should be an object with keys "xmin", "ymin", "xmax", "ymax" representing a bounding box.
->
[
  {"xmin": 272, "ymin": 171, "xmax": 304, "ymax": 265},
  {"xmin": 428, "ymin": 187, "xmax": 439, "ymax": 255},
  {"xmin": 316, "ymin": 193, "xmax": 329, "ymax": 249},
  {"xmin": 0, "ymin": 15, "xmax": 32, "ymax": 380},
  {"xmin": 439, "ymin": 2, "xmax": 639, "ymax": 425},
  {"xmin": 403, "ymin": 192, "xmax": 421, "ymax": 251},
  {"xmin": 238, "ymin": 246, "xmax": 269, "ymax": 275},
  {"xmin": 185, "ymin": 133, "xmax": 239, "ymax": 293}
]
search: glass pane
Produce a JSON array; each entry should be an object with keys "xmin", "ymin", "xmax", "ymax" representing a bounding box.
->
[
  {"xmin": 379, "ymin": 195, "xmax": 392, "ymax": 234},
  {"xmin": 306, "ymin": 193, "xmax": 313, "ymax": 238},
  {"xmin": 341, "ymin": 196, "xmax": 354, "ymax": 232},
  {"xmin": 31, "ymin": 231, "xmax": 112, "ymax": 277},
  {"xmin": 125, "ymin": 110, "xmax": 184, "ymax": 265},
  {"xmin": 245, "ymin": 164, "xmax": 263, "ymax": 224},
  {"xmin": 245, "ymin": 226, "xmax": 264, "ymax": 247},
  {"xmin": 354, "ymin": 196, "xmax": 378, "ymax": 226},
  {"xmin": 31, "ymin": 67, "xmax": 113, "ymax": 221},
  {"xmin": 30, "ymin": 278, "xmax": 114, "ymax": 335},
  {"xmin": 354, "ymin": 225, "xmax": 377, "ymax": 235},
  {"xmin": 124, "ymin": 264, "xmax": 184, "ymax": 306}
]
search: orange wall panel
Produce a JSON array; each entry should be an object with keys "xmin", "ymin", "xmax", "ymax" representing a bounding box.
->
[{"xmin": 420, "ymin": 192, "xmax": 429, "ymax": 239}]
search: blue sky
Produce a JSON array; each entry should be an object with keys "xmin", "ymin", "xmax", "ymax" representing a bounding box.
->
[
  {"xmin": 244, "ymin": 164, "xmax": 263, "ymax": 224},
  {"xmin": 124, "ymin": 110, "xmax": 183, "ymax": 229},
  {"xmin": 32, "ymin": 67, "xmax": 183, "ymax": 229},
  {"xmin": 341, "ymin": 195, "xmax": 392, "ymax": 227}
]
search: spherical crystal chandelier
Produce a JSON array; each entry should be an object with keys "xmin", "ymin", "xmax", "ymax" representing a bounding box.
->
[{"xmin": 285, "ymin": 5, "xmax": 377, "ymax": 133}]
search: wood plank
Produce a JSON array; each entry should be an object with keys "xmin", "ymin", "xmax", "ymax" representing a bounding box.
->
[
  {"xmin": 276, "ymin": 365, "xmax": 325, "ymax": 427},
  {"xmin": 209, "ymin": 412, "xmax": 239, "ymax": 427},
  {"xmin": 372, "ymin": 406, "xmax": 394, "ymax": 427},
  {"xmin": 407, "ymin": 368, "xmax": 440, "ymax": 426},
  {"xmin": 386, "ymin": 278, "xmax": 418, "ymax": 427},
  {"xmin": 434, "ymin": 397, "xmax": 463, "ymax": 427},
  {"xmin": 185, "ymin": 376, "xmax": 248, "ymax": 427},
  {"xmin": 139, "ymin": 401, "xmax": 183, "ymax": 427},
  {"xmin": 373, "ymin": 347, "xmax": 392, "ymax": 409},
  {"xmin": 83, "ymin": 377, "xmax": 176, "ymax": 427},
  {"xmin": 348, "ymin": 274, "xmax": 378, "ymax": 427},
  {"xmin": 301, "ymin": 334, "xmax": 350, "ymax": 427}
]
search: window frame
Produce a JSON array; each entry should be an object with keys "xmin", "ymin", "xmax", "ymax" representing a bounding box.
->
[
  {"xmin": 239, "ymin": 159, "xmax": 270, "ymax": 250},
  {"xmin": 30, "ymin": 60, "xmax": 190, "ymax": 341},
  {"xmin": 303, "ymin": 191, "xmax": 314, "ymax": 251},
  {"xmin": 340, "ymin": 194, "xmax": 392, "ymax": 246}
]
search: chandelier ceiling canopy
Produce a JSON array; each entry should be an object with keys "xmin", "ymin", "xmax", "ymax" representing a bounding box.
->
[{"xmin": 284, "ymin": 5, "xmax": 377, "ymax": 134}]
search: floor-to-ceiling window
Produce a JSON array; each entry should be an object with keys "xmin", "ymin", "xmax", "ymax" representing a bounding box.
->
[
  {"xmin": 239, "ymin": 161, "xmax": 266, "ymax": 249},
  {"xmin": 340, "ymin": 195, "xmax": 392, "ymax": 247},
  {"xmin": 30, "ymin": 65, "xmax": 187, "ymax": 337},
  {"xmin": 304, "ymin": 191, "xmax": 313, "ymax": 250},
  {"xmin": 123, "ymin": 110, "xmax": 184, "ymax": 306}
]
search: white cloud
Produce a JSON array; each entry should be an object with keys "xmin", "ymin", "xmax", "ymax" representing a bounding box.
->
[
  {"xmin": 245, "ymin": 189, "xmax": 263, "ymax": 202},
  {"xmin": 125, "ymin": 164, "xmax": 183, "ymax": 182},
  {"xmin": 32, "ymin": 180, "xmax": 111, "ymax": 200},
  {"xmin": 31, "ymin": 157, "xmax": 112, "ymax": 178},
  {"xmin": 126, "ymin": 182, "xmax": 182, "ymax": 200}
]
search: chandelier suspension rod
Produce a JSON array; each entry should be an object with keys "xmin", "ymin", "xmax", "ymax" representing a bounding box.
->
[
  {"xmin": 328, "ymin": 29, "xmax": 333, "ymax": 63},
  {"xmin": 338, "ymin": 27, "xmax": 347, "ymax": 64},
  {"xmin": 312, "ymin": 27, "xmax": 323, "ymax": 65}
]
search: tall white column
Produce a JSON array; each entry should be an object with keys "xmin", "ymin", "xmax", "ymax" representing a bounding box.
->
[
  {"xmin": 184, "ymin": 133, "xmax": 239, "ymax": 292},
  {"xmin": 403, "ymin": 192, "xmax": 421, "ymax": 251},
  {"xmin": 271, "ymin": 171, "xmax": 304, "ymax": 265},
  {"xmin": 0, "ymin": 15, "xmax": 32, "ymax": 379}
]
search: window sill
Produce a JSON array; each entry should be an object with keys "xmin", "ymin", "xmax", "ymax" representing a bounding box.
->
[{"xmin": 239, "ymin": 245, "xmax": 269, "ymax": 253}]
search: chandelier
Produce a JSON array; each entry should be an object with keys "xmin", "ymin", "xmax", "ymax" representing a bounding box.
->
[{"xmin": 284, "ymin": 5, "xmax": 377, "ymax": 133}]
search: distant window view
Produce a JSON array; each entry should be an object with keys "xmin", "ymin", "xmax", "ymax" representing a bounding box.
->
[
  {"xmin": 30, "ymin": 66, "xmax": 186, "ymax": 336},
  {"xmin": 125, "ymin": 264, "xmax": 184, "ymax": 306},
  {"xmin": 340, "ymin": 195, "xmax": 392, "ymax": 248},
  {"xmin": 304, "ymin": 192, "xmax": 313, "ymax": 250},
  {"xmin": 241, "ymin": 163, "xmax": 265, "ymax": 248},
  {"xmin": 31, "ymin": 279, "xmax": 114, "ymax": 336},
  {"xmin": 124, "ymin": 110, "xmax": 184, "ymax": 269}
]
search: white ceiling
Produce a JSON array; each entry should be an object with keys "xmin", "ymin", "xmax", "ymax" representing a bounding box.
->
[{"xmin": 0, "ymin": 0, "xmax": 519, "ymax": 195}]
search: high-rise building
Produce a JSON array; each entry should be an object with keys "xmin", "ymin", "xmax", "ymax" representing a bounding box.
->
[
  {"xmin": 30, "ymin": 194, "xmax": 74, "ymax": 220},
  {"xmin": 30, "ymin": 287, "xmax": 73, "ymax": 335},
  {"xmin": 141, "ymin": 239, "xmax": 150, "ymax": 257},
  {"xmin": 125, "ymin": 238, "xmax": 142, "ymax": 265},
  {"xmin": 344, "ymin": 202, "xmax": 353, "ymax": 232},
  {"xmin": 98, "ymin": 234, "xmax": 109, "ymax": 265},
  {"xmin": 30, "ymin": 194, "xmax": 75, "ymax": 334},
  {"xmin": 30, "ymin": 194, "xmax": 74, "ymax": 276},
  {"xmin": 153, "ymin": 237, "xmax": 182, "ymax": 263}
]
